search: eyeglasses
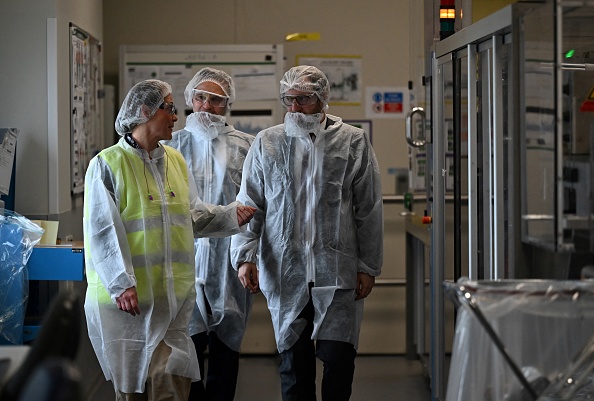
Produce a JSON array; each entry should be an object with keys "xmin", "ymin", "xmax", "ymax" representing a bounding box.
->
[
  {"xmin": 280, "ymin": 93, "xmax": 318, "ymax": 107},
  {"xmin": 159, "ymin": 102, "xmax": 177, "ymax": 115},
  {"xmin": 192, "ymin": 90, "xmax": 229, "ymax": 108}
]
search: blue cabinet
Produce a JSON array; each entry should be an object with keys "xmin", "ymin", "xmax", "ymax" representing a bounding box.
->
[
  {"xmin": 23, "ymin": 245, "xmax": 85, "ymax": 342},
  {"xmin": 26, "ymin": 246, "xmax": 84, "ymax": 281},
  {"xmin": 1, "ymin": 216, "xmax": 84, "ymax": 346}
]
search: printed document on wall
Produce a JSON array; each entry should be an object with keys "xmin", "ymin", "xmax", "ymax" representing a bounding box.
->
[
  {"xmin": 0, "ymin": 128, "xmax": 18, "ymax": 195},
  {"xmin": 232, "ymin": 65, "xmax": 277, "ymax": 101}
]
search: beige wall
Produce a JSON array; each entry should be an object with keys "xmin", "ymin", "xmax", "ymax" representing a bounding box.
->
[
  {"xmin": 0, "ymin": 0, "xmax": 102, "ymax": 237},
  {"xmin": 103, "ymin": 0, "xmax": 413, "ymax": 197}
]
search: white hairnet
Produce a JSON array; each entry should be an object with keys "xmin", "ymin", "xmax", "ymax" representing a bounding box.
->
[
  {"xmin": 184, "ymin": 67, "xmax": 236, "ymax": 108},
  {"xmin": 280, "ymin": 65, "xmax": 330, "ymax": 109},
  {"xmin": 115, "ymin": 79, "xmax": 172, "ymax": 136}
]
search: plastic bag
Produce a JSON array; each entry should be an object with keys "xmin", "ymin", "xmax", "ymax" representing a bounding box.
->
[
  {"xmin": 444, "ymin": 277, "xmax": 594, "ymax": 401},
  {"xmin": 0, "ymin": 210, "xmax": 44, "ymax": 344}
]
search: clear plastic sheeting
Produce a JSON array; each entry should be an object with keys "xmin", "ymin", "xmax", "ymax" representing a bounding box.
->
[
  {"xmin": 444, "ymin": 278, "xmax": 594, "ymax": 401},
  {"xmin": 0, "ymin": 210, "xmax": 44, "ymax": 345},
  {"xmin": 538, "ymin": 333, "xmax": 594, "ymax": 400}
]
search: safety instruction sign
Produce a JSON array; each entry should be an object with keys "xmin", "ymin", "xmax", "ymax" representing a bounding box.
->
[
  {"xmin": 365, "ymin": 86, "xmax": 409, "ymax": 119},
  {"xmin": 580, "ymin": 85, "xmax": 594, "ymax": 112}
]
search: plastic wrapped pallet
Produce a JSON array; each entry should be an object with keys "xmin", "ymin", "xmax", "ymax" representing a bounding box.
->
[{"xmin": 0, "ymin": 211, "xmax": 44, "ymax": 345}]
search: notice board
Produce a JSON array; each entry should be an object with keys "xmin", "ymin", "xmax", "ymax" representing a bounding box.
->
[
  {"xmin": 70, "ymin": 24, "xmax": 102, "ymax": 194},
  {"xmin": 119, "ymin": 44, "xmax": 285, "ymax": 135}
]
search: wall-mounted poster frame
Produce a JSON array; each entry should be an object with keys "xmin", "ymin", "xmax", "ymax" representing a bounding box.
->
[
  {"xmin": 296, "ymin": 55, "xmax": 362, "ymax": 106},
  {"xmin": 70, "ymin": 23, "xmax": 102, "ymax": 195},
  {"xmin": 344, "ymin": 119, "xmax": 372, "ymax": 144}
]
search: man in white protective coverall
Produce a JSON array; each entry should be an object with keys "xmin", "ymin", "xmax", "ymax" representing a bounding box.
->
[
  {"xmin": 163, "ymin": 67, "xmax": 255, "ymax": 401},
  {"xmin": 230, "ymin": 65, "xmax": 384, "ymax": 401},
  {"xmin": 83, "ymin": 79, "xmax": 255, "ymax": 401}
]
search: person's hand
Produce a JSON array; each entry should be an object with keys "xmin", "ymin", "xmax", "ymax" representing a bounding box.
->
[
  {"xmin": 238, "ymin": 262, "xmax": 260, "ymax": 294},
  {"xmin": 355, "ymin": 272, "xmax": 375, "ymax": 301},
  {"xmin": 237, "ymin": 206, "xmax": 257, "ymax": 226},
  {"xmin": 116, "ymin": 287, "xmax": 141, "ymax": 316}
]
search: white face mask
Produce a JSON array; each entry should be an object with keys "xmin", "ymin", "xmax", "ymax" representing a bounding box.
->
[
  {"xmin": 284, "ymin": 112, "xmax": 323, "ymax": 138},
  {"xmin": 185, "ymin": 111, "xmax": 226, "ymax": 139}
]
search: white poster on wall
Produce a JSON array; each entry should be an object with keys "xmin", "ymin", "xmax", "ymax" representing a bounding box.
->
[
  {"xmin": 159, "ymin": 65, "xmax": 194, "ymax": 112},
  {"xmin": 297, "ymin": 55, "xmax": 362, "ymax": 105},
  {"xmin": 232, "ymin": 65, "xmax": 278, "ymax": 101}
]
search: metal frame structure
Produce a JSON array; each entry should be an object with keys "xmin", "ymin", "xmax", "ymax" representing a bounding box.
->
[{"xmin": 408, "ymin": 1, "xmax": 594, "ymax": 399}]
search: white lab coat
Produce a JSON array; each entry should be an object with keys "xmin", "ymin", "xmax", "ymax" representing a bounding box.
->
[
  {"xmin": 164, "ymin": 124, "xmax": 254, "ymax": 351},
  {"xmin": 230, "ymin": 115, "xmax": 383, "ymax": 352}
]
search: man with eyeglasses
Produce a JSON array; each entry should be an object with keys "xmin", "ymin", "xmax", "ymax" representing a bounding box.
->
[
  {"xmin": 231, "ymin": 65, "xmax": 384, "ymax": 401},
  {"xmin": 163, "ymin": 67, "xmax": 255, "ymax": 401}
]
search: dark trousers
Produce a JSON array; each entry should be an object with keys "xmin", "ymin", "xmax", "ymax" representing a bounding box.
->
[
  {"xmin": 189, "ymin": 331, "xmax": 240, "ymax": 401},
  {"xmin": 279, "ymin": 294, "xmax": 357, "ymax": 401}
]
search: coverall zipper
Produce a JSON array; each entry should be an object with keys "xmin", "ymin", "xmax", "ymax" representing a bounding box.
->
[
  {"xmin": 305, "ymin": 137, "xmax": 317, "ymax": 283},
  {"xmin": 149, "ymin": 156, "xmax": 177, "ymax": 321}
]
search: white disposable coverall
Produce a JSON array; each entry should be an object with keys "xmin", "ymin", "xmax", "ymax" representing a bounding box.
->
[
  {"xmin": 164, "ymin": 123, "xmax": 254, "ymax": 351},
  {"xmin": 230, "ymin": 115, "xmax": 383, "ymax": 353},
  {"xmin": 84, "ymin": 138, "xmax": 242, "ymax": 393}
]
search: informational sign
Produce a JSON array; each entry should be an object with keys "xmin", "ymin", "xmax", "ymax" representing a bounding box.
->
[
  {"xmin": 0, "ymin": 128, "xmax": 18, "ymax": 196},
  {"xmin": 365, "ymin": 86, "xmax": 410, "ymax": 119}
]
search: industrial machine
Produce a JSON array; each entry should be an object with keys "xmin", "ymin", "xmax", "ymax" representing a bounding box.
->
[{"xmin": 406, "ymin": 1, "xmax": 594, "ymax": 399}]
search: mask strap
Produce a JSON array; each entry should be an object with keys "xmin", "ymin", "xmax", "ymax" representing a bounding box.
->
[
  {"xmin": 143, "ymin": 146, "xmax": 175, "ymax": 201},
  {"xmin": 163, "ymin": 147, "xmax": 176, "ymax": 198}
]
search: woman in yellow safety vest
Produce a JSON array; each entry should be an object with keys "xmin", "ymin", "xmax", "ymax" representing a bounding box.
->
[{"xmin": 83, "ymin": 79, "xmax": 255, "ymax": 401}]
